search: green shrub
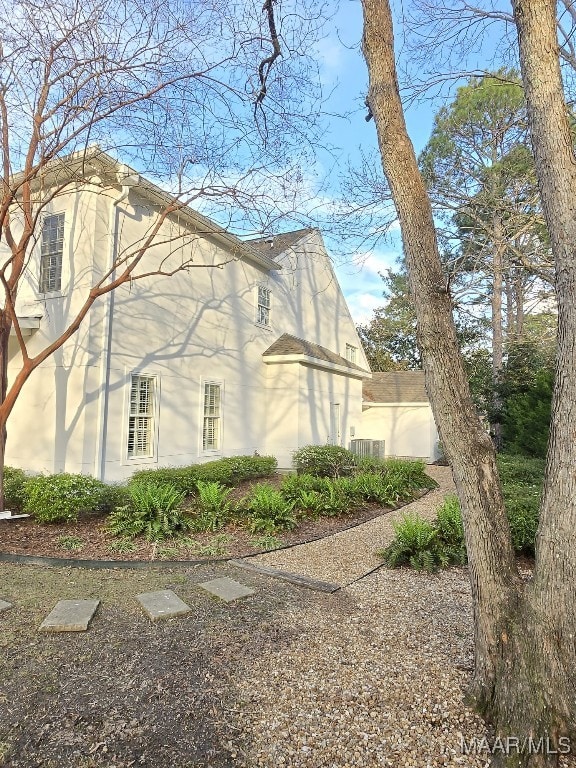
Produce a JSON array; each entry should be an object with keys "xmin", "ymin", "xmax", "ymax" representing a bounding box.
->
[
  {"xmin": 503, "ymin": 483, "xmax": 540, "ymax": 555},
  {"xmin": 280, "ymin": 473, "xmax": 325, "ymax": 500},
  {"xmin": 383, "ymin": 458, "xmax": 436, "ymax": 495},
  {"xmin": 351, "ymin": 473, "xmax": 397, "ymax": 505},
  {"xmin": 194, "ymin": 455, "xmax": 277, "ymax": 486},
  {"xmin": 107, "ymin": 481, "xmax": 190, "ymax": 541},
  {"xmin": 191, "ymin": 481, "xmax": 232, "ymax": 532},
  {"xmin": 496, "ymin": 454, "xmax": 546, "ymax": 486},
  {"xmin": 381, "ymin": 495, "xmax": 467, "ymax": 573},
  {"xmin": 129, "ymin": 467, "xmax": 198, "ymax": 495},
  {"xmin": 497, "ymin": 455, "xmax": 542, "ymax": 555},
  {"xmin": 24, "ymin": 473, "xmax": 107, "ymax": 523},
  {"xmin": 313, "ymin": 477, "xmax": 354, "ymax": 516},
  {"xmin": 99, "ymin": 483, "xmax": 131, "ymax": 513},
  {"xmin": 3, "ymin": 466, "xmax": 28, "ymax": 510},
  {"xmin": 352, "ymin": 455, "xmax": 387, "ymax": 474},
  {"xmin": 379, "ymin": 513, "xmax": 442, "ymax": 572},
  {"xmin": 435, "ymin": 495, "xmax": 467, "ymax": 565},
  {"xmin": 243, "ymin": 484, "xmax": 296, "ymax": 533},
  {"xmin": 292, "ymin": 445, "xmax": 355, "ymax": 478}
]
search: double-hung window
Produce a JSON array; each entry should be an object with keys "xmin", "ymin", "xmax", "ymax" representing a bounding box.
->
[
  {"xmin": 203, "ymin": 382, "xmax": 222, "ymax": 451},
  {"xmin": 345, "ymin": 344, "xmax": 357, "ymax": 364},
  {"xmin": 127, "ymin": 374, "xmax": 156, "ymax": 458},
  {"xmin": 257, "ymin": 286, "xmax": 271, "ymax": 326},
  {"xmin": 39, "ymin": 213, "xmax": 65, "ymax": 293}
]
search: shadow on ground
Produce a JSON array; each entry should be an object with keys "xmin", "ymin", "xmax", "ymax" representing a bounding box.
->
[{"xmin": 0, "ymin": 562, "xmax": 352, "ymax": 768}]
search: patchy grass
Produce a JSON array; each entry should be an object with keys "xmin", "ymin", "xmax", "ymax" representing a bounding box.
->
[{"xmin": 0, "ymin": 562, "xmax": 346, "ymax": 768}]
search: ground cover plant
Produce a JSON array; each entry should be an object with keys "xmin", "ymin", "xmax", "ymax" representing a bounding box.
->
[
  {"xmin": 4, "ymin": 451, "xmax": 436, "ymax": 557},
  {"xmin": 380, "ymin": 454, "xmax": 544, "ymax": 571}
]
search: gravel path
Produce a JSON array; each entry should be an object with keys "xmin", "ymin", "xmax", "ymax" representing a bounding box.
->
[
  {"xmin": 251, "ymin": 465, "xmax": 456, "ymax": 586},
  {"xmin": 231, "ymin": 467, "xmax": 576, "ymax": 768},
  {"xmin": 233, "ymin": 566, "xmax": 489, "ymax": 768}
]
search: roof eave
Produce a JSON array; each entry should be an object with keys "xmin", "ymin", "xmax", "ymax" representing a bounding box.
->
[
  {"xmin": 263, "ymin": 353, "xmax": 371, "ymax": 380},
  {"xmin": 12, "ymin": 147, "xmax": 282, "ymax": 272}
]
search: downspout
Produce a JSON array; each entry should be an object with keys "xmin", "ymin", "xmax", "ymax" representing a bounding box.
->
[{"xmin": 93, "ymin": 169, "xmax": 140, "ymax": 480}]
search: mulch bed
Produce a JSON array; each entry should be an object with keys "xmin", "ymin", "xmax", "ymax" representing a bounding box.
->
[{"xmin": 0, "ymin": 474, "xmax": 399, "ymax": 562}]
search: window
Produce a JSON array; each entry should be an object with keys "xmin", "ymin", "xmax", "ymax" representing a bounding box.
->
[
  {"xmin": 127, "ymin": 375, "xmax": 155, "ymax": 458},
  {"xmin": 39, "ymin": 213, "xmax": 65, "ymax": 293},
  {"xmin": 203, "ymin": 382, "xmax": 222, "ymax": 451},
  {"xmin": 257, "ymin": 286, "xmax": 271, "ymax": 326},
  {"xmin": 345, "ymin": 344, "xmax": 357, "ymax": 364}
]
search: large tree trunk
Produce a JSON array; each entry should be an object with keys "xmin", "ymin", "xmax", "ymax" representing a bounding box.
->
[
  {"xmin": 361, "ymin": 1, "xmax": 575, "ymax": 764},
  {"xmin": 491, "ymin": 214, "xmax": 505, "ymax": 449},
  {"xmin": 511, "ymin": 0, "xmax": 576, "ymax": 759}
]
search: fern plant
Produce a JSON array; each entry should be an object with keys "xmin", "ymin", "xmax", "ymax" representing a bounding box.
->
[
  {"xmin": 379, "ymin": 513, "xmax": 439, "ymax": 569},
  {"xmin": 243, "ymin": 484, "xmax": 296, "ymax": 533},
  {"xmin": 106, "ymin": 481, "xmax": 191, "ymax": 541},
  {"xmin": 192, "ymin": 480, "xmax": 232, "ymax": 531},
  {"xmin": 435, "ymin": 495, "xmax": 467, "ymax": 564}
]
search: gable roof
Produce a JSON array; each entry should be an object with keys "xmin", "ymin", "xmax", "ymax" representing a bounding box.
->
[
  {"xmin": 263, "ymin": 333, "xmax": 370, "ymax": 378},
  {"xmin": 247, "ymin": 228, "xmax": 317, "ymax": 259},
  {"xmin": 363, "ymin": 371, "xmax": 429, "ymax": 403},
  {"xmin": 16, "ymin": 147, "xmax": 282, "ymax": 273}
]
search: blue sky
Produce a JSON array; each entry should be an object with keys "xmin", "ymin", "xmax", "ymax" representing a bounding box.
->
[{"xmin": 310, "ymin": 2, "xmax": 438, "ymax": 325}]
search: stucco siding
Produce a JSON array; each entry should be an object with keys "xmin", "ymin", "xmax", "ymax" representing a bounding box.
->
[
  {"xmin": 359, "ymin": 404, "xmax": 439, "ymax": 462},
  {"xmin": 4, "ymin": 179, "xmax": 369, "ymax": 481}
]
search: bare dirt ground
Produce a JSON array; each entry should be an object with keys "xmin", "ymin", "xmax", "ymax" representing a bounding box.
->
[{"xmin": 0, "ymin": 475, "xmax": 403, "ymax": 563}]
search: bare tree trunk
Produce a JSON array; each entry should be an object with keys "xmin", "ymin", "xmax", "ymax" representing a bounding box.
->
[
  {"xmin": 0, "ymin": 319, "xmax": 10, "ymax": 514},
  {"xmin": 509, "ymin": 0, "xmax": 576, "ymax": 760},
  {"xmin": 361, "ymin": 1, "xmax": 575, "ymax": 764},
  {"xmin": 491, "ymin": 215, "xmax": 505, "ymax": 449}
]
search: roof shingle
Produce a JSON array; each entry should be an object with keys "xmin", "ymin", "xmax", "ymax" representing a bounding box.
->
[
  {"xmin": 363, "ymin": 371, "xmax": 429, "ymax": 403},
  {"xmin": 263, "ymin": 333, "xmax": 367, "ymax": 373},
  {"xmin": 247, "ymin": 228, "xmax": 316, "ymax": 259}
]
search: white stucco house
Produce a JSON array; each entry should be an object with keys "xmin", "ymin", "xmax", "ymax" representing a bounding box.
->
[
  {"xmin": 359, "ymin": 371, "xmax": 440, "ymax": 463},
  {"xmin": 5, "ymin": 151, "xmax": 372, "ymax": 481}
]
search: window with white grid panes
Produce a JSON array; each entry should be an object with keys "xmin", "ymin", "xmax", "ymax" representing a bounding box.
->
[
  {"xmin": 345, "ymin": 344, "xmax": 357, "ymax": 364},
  {"xmin": 257, "ymin": 286, "xmax": 271, "ymax": 325},
  {"xmin": 39, "ymin": 213, "xmax": 65, "ymax": 293},
  {"xmin": 127, "ymin": 375, "xmax": 155, "ymax": 457},
  {"xmin": 203, "ymin": 383, "xmax": 221, "ymax": 451}
]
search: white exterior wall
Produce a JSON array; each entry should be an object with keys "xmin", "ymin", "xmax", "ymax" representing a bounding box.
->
[
  {"xmin": 263, "ymin": 362, "xmax": 364, "ymax": 469},
  {"xmin": 359, "ymin": 404, "xmax": 440, "ymax": 463},
  {"xmin": 4, "ymin": 183, "xmax": 368, "ymax": 480}
]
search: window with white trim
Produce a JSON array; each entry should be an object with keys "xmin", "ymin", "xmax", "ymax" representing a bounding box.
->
[
  {"xmin": 39, "ymin": 213, "xmax": 65, "ymax": 293},
  {"xmin": 127, "ymin": 374, "xmax": 156, "ymax": 458},
  {"xmin": 203, "ymin": 382, "xmax": 222, "ymax": 451},
  {"xmin": 345, "ymin": 344, "xmax": 357, "ymax": 364},
  {"xmin": 257, "ymin": 286, "xmax": 271, "ymax": 326}
]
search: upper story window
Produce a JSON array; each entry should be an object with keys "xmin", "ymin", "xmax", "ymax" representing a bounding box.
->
[
  {"xmin": 127, "ymin": 374, "xmax": 156, "ymax": 458},
  {"xmin": 257, "ymin": 286, "xmax": 271, "ymax": 326},
  {"xmin": 346, "ymin": 344, "xmax": 357, "ymax": 364},
  {"xmin": 39, "ymin": 213, "xmax": 65, "ymax": 293}
]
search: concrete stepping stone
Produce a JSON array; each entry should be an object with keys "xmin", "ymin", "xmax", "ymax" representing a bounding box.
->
[
  {"xmin": 0, "ymin": 599, "xmax": 13, "ymax": 614},
  {"xmin": 39, "ymin": 599, "xmax": 100, "ymax": 632},
  {"xmin": 198, "ymin": 577, "xmax": 255, "ymax": 603},
  {"xmin": 136, "ymin": 590, "xmax": 191, "ymax": 621}
]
